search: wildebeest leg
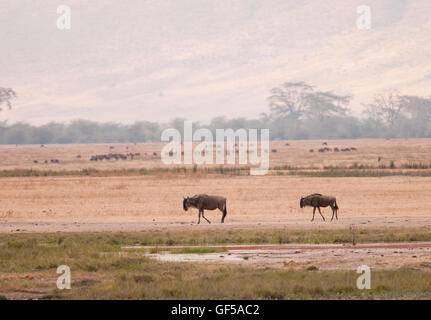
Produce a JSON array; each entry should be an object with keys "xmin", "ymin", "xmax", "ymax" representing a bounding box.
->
[
  {"xmin": 198, "ymin": 209, "xmax": 201, "ymax": 224},
  {"xmin": 311, "ymin": 207, "xmax": 316, "ymax": 221},
  {"xmin": 317, "ymin": 207, "xmax": 325, "ymax": 221},
  {"xmin": 331, "ymin": 206, "xmax": 335, "ymax": 221},
  {"xmin": 334, "ymin": 200, "xmax": 339, "ymax": 220},
  {"xmin": 201, "ymin": 210, "xmax": 211, "ymax": 224}
]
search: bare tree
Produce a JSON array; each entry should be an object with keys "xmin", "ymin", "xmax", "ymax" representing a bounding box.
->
[
  {"xmin": 0, "ymin": 87, "xmax": 16, "ymax": 111},
  {"xmin": 364, "ymin": 90, "xmax": 402, "ymax": 127}
]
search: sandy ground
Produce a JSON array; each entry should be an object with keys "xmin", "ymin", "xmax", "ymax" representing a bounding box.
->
[
  {"xmin": 143, "ymin": 243, "xmax": 431, "ymax": 270},
  {"xmin": 1, "ymin": 174, "xmax": 431, "ymax": 233}
]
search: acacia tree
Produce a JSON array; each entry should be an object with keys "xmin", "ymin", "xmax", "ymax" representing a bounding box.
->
[
  {"xmin": 267, "ymin": 82, "xmax": 313, "ymax": 120},
  {"xmin": 305, "ymin": 91, "xmax": 351, "ymax": 121},
  {"xmin": 267, "ymin": 82, "xmax": 351, "ymax": 121},
  {"xmin": 0, "ymin": 87, "xmax": 16, "ymax": 111}
]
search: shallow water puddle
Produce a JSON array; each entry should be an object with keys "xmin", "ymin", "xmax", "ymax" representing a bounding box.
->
[
  {"xmin": 148, "ymin": 252, "xmax": 245, "ymax": 263},
  {"xmin": 135, "ymin": 243, "xmax": 431, "ymax": 270}
]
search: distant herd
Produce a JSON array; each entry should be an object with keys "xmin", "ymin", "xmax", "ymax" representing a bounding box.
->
[
  {"xmin": 310, "ymin": 147, "xmax": 357, "ymax": 153},
  {"xmin": 90, "ymin": 152, "xmax": 141, "ymax": 161}
]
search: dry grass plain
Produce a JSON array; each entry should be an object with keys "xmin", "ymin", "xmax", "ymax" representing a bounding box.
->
[
  {"xmin": 0, "ymin": 138, "xmax": 430, "ymax": 231},
  {"xmin": 1, "ymin": 138, "xmax": 431, "ymax": 172},
  {"xmin": 2, "ymin": 138, "xmax": 431, "ymax": 299}
]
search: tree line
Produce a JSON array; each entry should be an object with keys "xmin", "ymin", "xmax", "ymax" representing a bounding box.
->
[{"xmin": 1, "ymin": 83, "xmax": 431, "ymax": 144}]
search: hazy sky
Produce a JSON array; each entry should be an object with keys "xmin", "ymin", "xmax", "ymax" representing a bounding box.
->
[{"xmin": 1, "ymin": 0, "xmax": 430, "ymax": 124}]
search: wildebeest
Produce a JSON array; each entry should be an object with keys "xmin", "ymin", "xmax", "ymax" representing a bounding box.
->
[
  {"xmin": 300, "ymin": 193, "xmax": 339, "ymax": 222},
  {"xmin": 183, "ymin": 194, "xmax": 227, "ymax": 224}
]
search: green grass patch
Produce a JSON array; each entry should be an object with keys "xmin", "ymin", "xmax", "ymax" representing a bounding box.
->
[
  {"xmin": 286, "ymin": 170, "xmax": 431, "ymax": 177},
  {"xmin": 2, "ymin": 164, "xmax": 431, "ymax": 178},
  {"xmin": 1, "ymin": 231, "xmax": 431, "ymax": 299}
]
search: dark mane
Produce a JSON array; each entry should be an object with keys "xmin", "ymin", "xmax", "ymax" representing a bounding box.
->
[{"xmin": 305, "ymin": 193, "xmax": 322, "ymax": 198}]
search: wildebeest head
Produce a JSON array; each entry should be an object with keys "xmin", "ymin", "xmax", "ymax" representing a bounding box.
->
[
  {"xmin": 300, "ymin": 197, "xmax": 304, "ymax": 208},
  {"xmin": 183, "ymin": 197, "xmax": 189, "ymax": 211}
]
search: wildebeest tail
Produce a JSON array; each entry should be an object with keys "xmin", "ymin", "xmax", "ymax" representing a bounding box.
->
[
  {"xmin": 334, "ymin": 201, "xmax": 339, "ymax": 210},
  {"xmin": 222, "ymin": 204, "xmax": 227, "ymax": 223}
]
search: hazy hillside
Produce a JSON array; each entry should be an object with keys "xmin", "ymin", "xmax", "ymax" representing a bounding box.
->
[{"xmin": 1, "ymin": 0, "xmax": 430, "ymax": 124}]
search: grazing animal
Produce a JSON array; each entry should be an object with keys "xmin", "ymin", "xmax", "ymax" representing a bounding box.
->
[
  {"xmin": 300, "ymin": 193, "xmax": 339, "ymax": 222},
  {"xmin": 183, "ymin": 194, "xmax": 227, "ymax": 224}
]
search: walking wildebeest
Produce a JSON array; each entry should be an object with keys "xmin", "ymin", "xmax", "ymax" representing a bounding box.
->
[
  {"xmin": 300, "ymin": 193, "xmax": 339, "ymax": 222},
  {"xmin": 183, "ymin": 194, "xmax": 227, "ymax": 224}
]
